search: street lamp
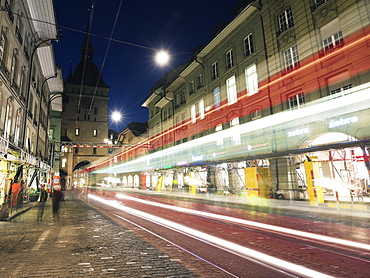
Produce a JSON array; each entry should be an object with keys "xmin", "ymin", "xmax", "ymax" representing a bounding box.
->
[
  {"xmin": 35, "ymin": 73, "xmax": 58, "ymax": 159},
  {"xmin": 155, "ymin": 51, "xmax": 170, "ymax": 66},
  {"xmin": 22, "ymin": 38, "xmax": 55, "ymax": 152},
  {"xmin": 111, "ymin": 111, "xmax": 122, "ymax": 122}
]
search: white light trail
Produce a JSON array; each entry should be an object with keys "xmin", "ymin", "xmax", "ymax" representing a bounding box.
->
[
  {"xmin": 114, "ymin": 193, "xmax": 370, "ymax": 251},
  {"xmin": 89, "ymin": 194, "xmax": 334, "ymax": 278}
]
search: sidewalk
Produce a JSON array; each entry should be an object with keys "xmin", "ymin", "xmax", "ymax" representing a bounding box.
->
[{"xmin": 0, "ymin": 191, "xmax": 202, "ymax": 278}]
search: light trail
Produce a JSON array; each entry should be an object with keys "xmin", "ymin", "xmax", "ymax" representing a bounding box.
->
[
  {"xmin": 89, "ymin": 194, "xmax": 334, "ymax": 278},
  {"xmin": 114, "ymin": 193, "xmax": 370, "ymax": 251}
]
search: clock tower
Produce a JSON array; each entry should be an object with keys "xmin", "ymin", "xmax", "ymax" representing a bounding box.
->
[{"xmin": 60, "ymin": 11, "xmax": 110, "ymax": 187}]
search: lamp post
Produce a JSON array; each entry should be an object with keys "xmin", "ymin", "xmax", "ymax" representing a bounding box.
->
[
  {"xmin": 35, "ymin": 73, "xmax": 58, "ymax": 160},
  {"xmin": 22, "ymin": 38, "xmax": 54, "ymax": 153}
]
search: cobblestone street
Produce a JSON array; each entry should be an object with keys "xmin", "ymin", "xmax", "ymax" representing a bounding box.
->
[{"xmin": 0, "ymin": 193, "xmax": 200, "ymax": 277}]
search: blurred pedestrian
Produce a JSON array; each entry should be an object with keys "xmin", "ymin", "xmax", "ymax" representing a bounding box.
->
[
  {"xmin": 52, "ymin": 186, "xmax": 64, "ymax": 219},
  {"xmin": 37, "ymin": 186, "xmax": 48, "ymax": 222}
]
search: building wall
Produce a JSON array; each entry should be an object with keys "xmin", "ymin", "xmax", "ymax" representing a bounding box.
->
[{"xmin": 0, "ymin": 0, "xmax": 62, "ymax": 206}]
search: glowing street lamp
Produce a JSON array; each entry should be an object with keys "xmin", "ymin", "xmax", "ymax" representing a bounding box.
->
[
  {"xmin": 155, "ymin": 51, "xmax": 170, "ymax": 66},
  {"xmin": 111, "ymin": 111, "xmax": 122, "ymax": 122}
]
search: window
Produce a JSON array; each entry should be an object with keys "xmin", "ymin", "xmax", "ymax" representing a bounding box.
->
[
  {"xmin": 230, "ymin": 117, "xmax": 241, "ymax": 145},
  {"xmin": 314, "ymin": 0, "xmax": 329, "ymax": 9},
  {"xmin": 94, "ymin": 107, "xmax": 98, "ymax": 115},
  {"xmin": 215, "ymin": 124, "xmax": 223, "ymax": 146},
  {"xmin": 199, "ymin": 99, "xmax": 205, "ymax": 120},
  {"xmin": 212, "ymin": 62, "xmax": 218, "ymax": 80},
  {"xmin": 288, "ymin": 93, "xmax": 305, "ymax": 110},
  {"xmin": 93, "ymin": 129, "xmax": 97, "ymax": 137},
  {"xmin": 245, "ymin": 64, "xmax": 258, "ymax": 96},
  {"xmin": 226, "ymin": 76, "xmax": 237, "ymax": 105},
  {"xmin": 93, "ymin": 147, "xmax": 97, "ymax": 155},
  {"xmin": 330, "ymin": 84, "xmax": 352, "ymax": 98},
  {"xmin": 175, "ymin": 93, "xmax": 180, "ymax": 107},
  {"xmin": 213, "ymin": 87, "xmax": 221, "ymax": 108},
  {"xmin": 167, "ymin": 107, "xmax": 172, "ymax": 118},
  {"xmin": 321, "ymin": 19, "xmax": 343, "ymax": 53},
  {"xmin": 0, "ymin": 33, "xmax": 7, "ymax": 62},
  {"xmin": 197, "ymin": 74, "xmax": 203, "ymax": 89},
  {"xmin": 283, "ymin": 45, "xmax": 299, "ymax": 71},
  {"xmin": 62, "ymin": 158, "xmax": 67, "ymax": 168},
  {"xmin": 244, "ymin": 33, "xmax": 254, "ymax": 57},
  {"xmin": 75, "ymin": 128, "xmax": 80, "ymax": 136},
  {"xmin": 190, "ymin": 81, "xmax": 195, "ymax": 94},
  {"xmin": 4, "ymin": 102, "xmax": 12, "ymax": 139},
  {"xmin": 10, "ymin": 52, "xmax": 19, "ymax": 86},
  {"xmin": 191, "ymin": 104, "xmax": 196, "ymax": 123},
  {"xmin": 163, "ymin": 110, "xmax": 167, "ymax": 120},
  {"xmin": 74, "ymin": 148, "xmax": 78, "ymax": 154},
  {"xmin": 19, "ymin": 67, "xmax": 26, "ymax": 95},
  {"xmin": 327, "ymin": 71, "xmax": 352, "ymax": 98},
  {"xmin": 279, "ymin": 7, "xmax": 294, "ymax": 33},
  {"xmin": 181, "ymin": 89, "xmax": 186, "ymax": 104},
  {"xmin": 323, "ymin": 31, "xmax": 343, "ymax": 51},
  {"xmin": 14, "ymin": 109, "xmax": 20, "ymax": 144},
  {"xmin": 181, "ymin": 112, "xmax": 187, "ymax": 122},
  {"xmin": 251, "ymin": 109, "xmax": 261, "ymax": 120},
  {"xmin": 226, "ymin": 49, "xmax": 234, "ymax": 69},
  {"xmin": 15, "ymin": 16, "xmax": 23, "ymax": 44}
]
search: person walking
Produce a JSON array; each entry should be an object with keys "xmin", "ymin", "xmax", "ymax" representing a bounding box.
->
[
  {"xmin": 52, "ymin": 186, "xmax": 64, "ymax": 220},
  {"xmin": 37, "ymin": 185, "xmax": 48, "ymax": 221}
]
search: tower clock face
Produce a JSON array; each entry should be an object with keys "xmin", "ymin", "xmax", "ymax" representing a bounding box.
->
[{"xmin": 81, "ymin": 97, "xmax": 92, "ymax": 109}]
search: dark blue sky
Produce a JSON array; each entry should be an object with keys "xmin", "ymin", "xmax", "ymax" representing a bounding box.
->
[{"xmin": 54, "ymin": 0, "xmax": 241, "ymax": 132}]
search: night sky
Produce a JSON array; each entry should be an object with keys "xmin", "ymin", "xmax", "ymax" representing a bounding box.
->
[{"xmin": 54, "ymin": 0, "xmax": 241, "ymax": 132}]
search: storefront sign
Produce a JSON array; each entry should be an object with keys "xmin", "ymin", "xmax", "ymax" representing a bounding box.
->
[
  {"xmin": 329, "ymin": 116, "xmax": 358, "ymax": 129},
  {"xmin": 192, "ymin": 154, "xmax": 204, "ymax": 162},
  {"xmin": 177, "ymin": 161, "xmax": 188, "ymax": 166},
  {"xmin": 288, "ymin": 128, "xmax": 309, "ymax": 137}
]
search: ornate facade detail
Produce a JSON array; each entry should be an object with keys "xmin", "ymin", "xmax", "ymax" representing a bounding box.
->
[
  {"xmin": 312, "ymin": 0, "xmax": 338, "ymax": 28},
  {"xmin": 277, "ymin": 28, "xmax": 296, "ymax": 50}
]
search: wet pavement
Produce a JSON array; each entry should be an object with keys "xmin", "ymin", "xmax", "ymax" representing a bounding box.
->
[{"xmin": 0, "ymin": 192, "xmax": 201, "ymax": 278}]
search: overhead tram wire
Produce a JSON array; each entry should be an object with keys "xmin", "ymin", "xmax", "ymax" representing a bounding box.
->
[
  {"xmin": 6, "ymin": 10, "xmax": 193, "ymax": 55},
  {"xmin": 84, "ymin": 0, "xmax": 123, "ymax": 131}
]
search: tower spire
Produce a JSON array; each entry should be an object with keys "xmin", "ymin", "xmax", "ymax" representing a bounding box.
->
[{"xmin": 81, "ymin": 7, "xmax": 94, "ymax": 62}]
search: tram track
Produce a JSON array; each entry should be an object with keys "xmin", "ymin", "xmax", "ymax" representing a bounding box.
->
[{"xmin": 86, "ymin": 193, "xmax": 370, "ymax": 277}]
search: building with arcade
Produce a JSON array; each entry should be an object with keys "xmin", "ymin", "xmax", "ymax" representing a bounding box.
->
[{"xmin": 78, "ymin": 0, "xmax": 370, "ymax": 204}]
